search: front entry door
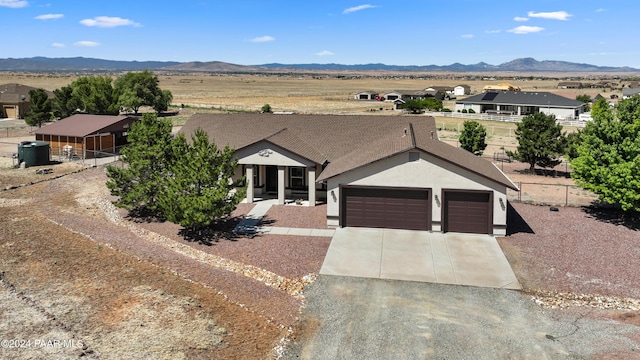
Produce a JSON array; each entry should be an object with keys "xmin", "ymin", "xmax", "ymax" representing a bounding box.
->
[{"xmin": 265, "ymin": 166, "xmax": 278, "ymax": 193}]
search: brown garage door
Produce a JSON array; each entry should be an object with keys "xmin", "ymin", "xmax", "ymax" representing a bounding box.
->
[
  {"xmin": 444, "ymin": 191, "xmax": 491, "ymax": 234},
  {"xmin": 342, "ymin": 187, "xmax": 430, "ymax": 231}
]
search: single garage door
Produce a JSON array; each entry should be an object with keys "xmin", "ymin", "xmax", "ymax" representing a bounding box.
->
[
  {"xmin": 4, "ymin": 106, "xmax": 16, "ymax": 118},
  {"xmin": 444, "ymin": 191, "xmax": 491, "ymax": 234},
  {"xmin": 342, "ymin": 187, "xmax": 430, "ymax": 231}
]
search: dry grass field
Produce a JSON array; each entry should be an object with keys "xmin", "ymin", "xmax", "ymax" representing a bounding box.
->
[{"xmin": 0, "ymin": 71, "xmax": 625, "ymax": 115}]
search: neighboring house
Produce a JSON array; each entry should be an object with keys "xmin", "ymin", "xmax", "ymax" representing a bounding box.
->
[
  {"xmin": 353, "ymin": 91, "xmax": 380, "ymax": 100},
  {"xmin": 453, "ymin": 85, "xmax": 471, "ymax": 96},
  {"xmin": 622, "ymin": 88, "xmax": 640, "ymax": 99},
  {"xmin": 179, "ymin": 114, "xmax": 519, "ymax": 235},
  {"xmin": 557, "ymin": 81, "xmax": 583, "ymax": 89},
  {"xmin": 34, "ymin": 114, "xmax": 137, "ymax": 158},
  {"xmin": 590, "ymin": 81, "xmax": 618, "ymax": 88},
  {"xmin": 482, "ymin": 83, "xmax": 521, "ymax": 92},
  {"xmin": 384, "ymin": 90, "xmax": 444, "ymax": 101},
  {"xmin": 628, "ymin": 81, "xmax": 640, "ymax": 88},
  {"xmin": 455, "ymin": 91, "xmax": 584, "ymax": 119},
  {"xmin": 0, "ymin": 83, "xmax": 53, "ymax": 119},
  {"xmin": 592, "ymin": 94, "xmax": 605, "ymax": 103}
]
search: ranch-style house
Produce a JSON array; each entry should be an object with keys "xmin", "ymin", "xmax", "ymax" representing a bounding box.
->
[{"xmin": 180, "ymin": 114, "xmax": 518, "ymax": 236}]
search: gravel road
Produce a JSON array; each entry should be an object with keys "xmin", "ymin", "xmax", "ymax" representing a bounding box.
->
[{"xmin": 283, "ymin": 275, "xmax": 640, "ymax": 359}]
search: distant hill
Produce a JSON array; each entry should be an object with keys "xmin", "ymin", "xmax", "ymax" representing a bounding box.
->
[
  {"xmin": 0, "ymin": 57, "xmax": 181, "ymax": 71},
  {"xmin": 257, "ymin": 58, "xmax": 639, "ymax": 73},
  {"xmin": 0, "ymin": 56, "xmax": 637, "ymax": 73}
]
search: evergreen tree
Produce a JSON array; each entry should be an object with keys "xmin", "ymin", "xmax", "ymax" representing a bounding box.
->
[
  {"xmin": 106, "ymin": 113, "xmax": 173, "ymax": 214},
  {"xmin": 157, "ymin": 129, "xmax": 245, "ymax": 230},
  {"xmin": 507, "ymin": 112, "xmax": 565, "ymax": 171},
  {"xmin": 24, "ymin": 88, "xmax": 52, "ymax": 127},
  {"xmin": 459, "ymin": 120, "xmax": 487, "ymax": 155},
  {"xmin": 570, "ymin": 96, "xmax": 640, "ymax": 211}
]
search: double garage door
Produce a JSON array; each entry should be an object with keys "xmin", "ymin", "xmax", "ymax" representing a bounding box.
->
[
  {"xmin": 342, "ymin": 187, "xmax": 431, "ymax": 231},
  {"xmin": 342, "ymin": 187, "xmax": 492, "ymax": 234}
]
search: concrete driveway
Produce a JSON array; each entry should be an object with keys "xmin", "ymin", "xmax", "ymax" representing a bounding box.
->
[{"xmin": 320, "ymin": 227, "xmax": 520, "ymax": 289}]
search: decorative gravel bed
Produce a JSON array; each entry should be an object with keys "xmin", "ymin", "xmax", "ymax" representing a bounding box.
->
[
  {"xmin": 499, "ymin": 202, "xmax": 640, "ymax": 299},
  {"xmin": 261, "ymin": 203, "xmax": 329, "ymax": 229}
]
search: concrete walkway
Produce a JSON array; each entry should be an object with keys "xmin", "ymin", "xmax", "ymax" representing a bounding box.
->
[
  {"xmin": 234, "ymin": 199, "xmax": 335, "ymax": 237},
  {"xmin": 320, "ymin": 227, "xmax": 521, "ymax": 289}
]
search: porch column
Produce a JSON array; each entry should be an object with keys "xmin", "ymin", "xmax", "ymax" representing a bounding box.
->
[
  {"xmin": 245, "ymin": 165, "xmax": 254, "ymax": 203},
  {"xmin": 277, "ymin": 166, "xmax": 285, "ymax": 205},
  {"xmin": 307, "ymin": 167, "xmax": 316, "ymax": 206}
]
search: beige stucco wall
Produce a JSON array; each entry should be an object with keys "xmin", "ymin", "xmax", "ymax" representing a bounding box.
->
[{"xmin": 325, "ymin": 150, "xmax": 509, "ymax": 235}]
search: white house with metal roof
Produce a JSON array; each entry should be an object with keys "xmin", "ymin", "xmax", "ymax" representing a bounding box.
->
[{"xmin": 455, "ymin": 91, "xmax": 584, "ymax": 120}]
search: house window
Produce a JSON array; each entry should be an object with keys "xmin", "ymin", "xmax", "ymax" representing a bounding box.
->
[{"xmin": 289, "ymin": 167, "xmax": 305, "ymax": 188}]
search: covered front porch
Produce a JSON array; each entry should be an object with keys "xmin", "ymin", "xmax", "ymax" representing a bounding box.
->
[{"xmin": 242, "ymin": 164, "xmax": 325, "ymax": 206}]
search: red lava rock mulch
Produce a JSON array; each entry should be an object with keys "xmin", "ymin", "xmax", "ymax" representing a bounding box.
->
[
  {"xmin": 499, "ymin": 202, "xmax": 640, "ymax": 299},
  {"xmin": 261, "ymin": 203, "xmax": 329, "ymax": 229}
]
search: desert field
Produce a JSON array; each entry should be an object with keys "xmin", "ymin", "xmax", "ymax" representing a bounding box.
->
[{"xmin": 0, "ymin": 71, "xmax": 626, "ymax": 115}]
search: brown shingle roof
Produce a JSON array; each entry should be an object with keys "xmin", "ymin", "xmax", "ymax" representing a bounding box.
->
[
  {"xmin": 179, "ymin": 113, "xmax": 518, "ymax": 190},
  {"xmin": 0, "ymin": 83, "xmax": 53, "ymax": 103},
  {"xmin": 34, "ymin": 114, "xmax": 133, "ymax": 137}
]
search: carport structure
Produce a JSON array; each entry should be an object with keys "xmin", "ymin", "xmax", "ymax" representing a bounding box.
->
[{"xmin": 34, "ymin": 114, "xmax": 137, "ymax": 159}]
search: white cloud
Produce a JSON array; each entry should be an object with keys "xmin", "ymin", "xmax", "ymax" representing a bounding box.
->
[
  {"xmin": 527, "ymin": 11, "xmax": 572, "ymax": 20},
  {"xmin": 51, "ymin": 42, "xmax": 65, "ymax": 48},
  {"xmin": 595, "ymin": 8, "xmax": 606, "ymax": 12},
  {"xmin": 0, "ymin": 0, "xmax": 27, "ymax": 8},
  {"xmin": 343, "ymin": 4, "xmax": 377, "ymax": 14},
  {"xmin": 514, "ymin": 16, "xmax": 528, "ymax": 22},
  {"xmin": 80, "ymin": 16, "xmax": 141, "ymax": 28},
  {"xmin": 508, "ymin": 25, "xmax": 544, "ymax": 34},
  {"xmin": 35, "ymin": 13, "xmax": 63, "ymax": 20},
  {"xmin": 250, "ymin": 35, "xmax": 275, "ymax": 43},
  {"xmin": 74, "ymin": 41, "xmax": 100, "ymax": 47},
  {"xmin": 461, "ymin": 34, "xmax": 474, "ymax": 39},
  {"xmin": 315, "ymin": 50, "xmax": 334, "ymax": 56},
  {"xmin": 484, "ymin": 30, "xmax": 501, "ymax": 34}
]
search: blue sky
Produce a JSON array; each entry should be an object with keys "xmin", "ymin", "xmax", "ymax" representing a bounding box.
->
[{"xmin": 1, "ymin": 0, "xmax": 637, "ymax": 67}]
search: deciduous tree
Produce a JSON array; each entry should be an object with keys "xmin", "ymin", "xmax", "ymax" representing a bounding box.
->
[
  {"xmin": 507, "ymin": 112, "xmax": 565, "ymax": 171},
  {"xmin": 69, "ymin": 76, "xmax": 119, "ymax": 115},
  {"xmin": 113, "ymin": 70, "xmax": 173, "ymax": 114}
]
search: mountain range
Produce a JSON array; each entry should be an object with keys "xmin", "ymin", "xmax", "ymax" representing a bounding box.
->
[{"xmin": 0, "ymin": 56, "xmax": 637, "ymax": 73}]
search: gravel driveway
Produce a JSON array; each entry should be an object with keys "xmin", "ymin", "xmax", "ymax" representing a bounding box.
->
[{"xmin": 283, "ymin": 275, "xmax": 640, "ymax": 359}]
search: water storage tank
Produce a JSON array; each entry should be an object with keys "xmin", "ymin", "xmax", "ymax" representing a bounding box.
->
[{"xmin": 17, "ymin": 141, "xmax": 50, "ymax": 167}]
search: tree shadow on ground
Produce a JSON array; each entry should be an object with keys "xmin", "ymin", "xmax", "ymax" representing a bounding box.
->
[
  {"xmin": 178, "ymin": 217, "xmax": 277, "ymax": 245},
  {"xmin": 582, "ymin": 203, "xmax": 640, "ymax": 231},
  {"xmin": 514, "ymin": 167, "xmax": 571, "ymax": 179},
  {"xmin": 125, "ymin": 207, "xmax": 167, "ymax": 224},
  {"xmin": 506, "ymin": 202, "xmax": 535, "ymax": 235}
]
